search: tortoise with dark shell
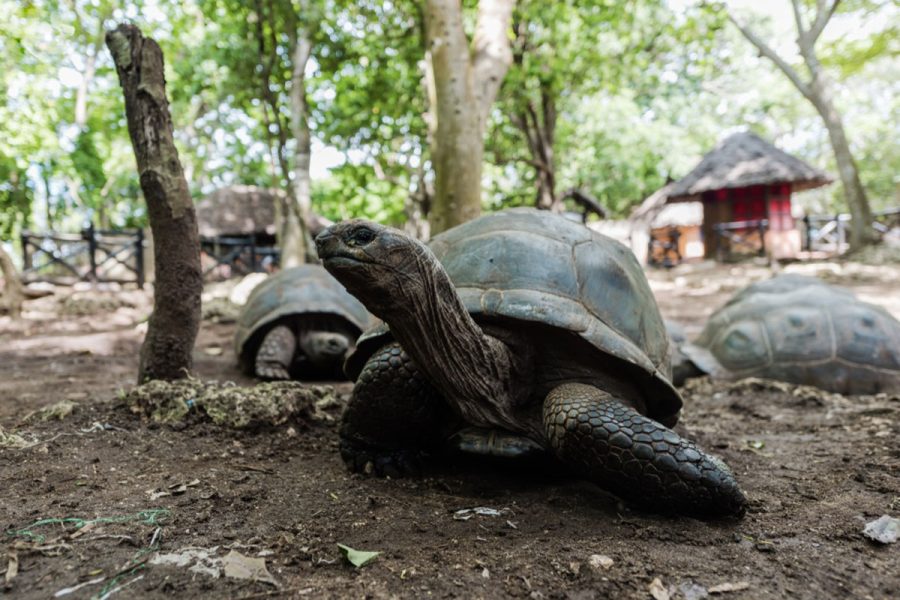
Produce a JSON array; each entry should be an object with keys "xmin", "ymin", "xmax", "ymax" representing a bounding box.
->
[
  {"xmin": 234, "ymin": 265, "xmax": 372, "ymax": 380},
  {"xmin": 316, "ymin": 209, "xmax": 746, "ymax": 517}
]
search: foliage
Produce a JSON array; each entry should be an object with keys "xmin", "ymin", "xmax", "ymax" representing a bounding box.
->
[{"xmin": 0, "ymin": 0, "xmax": 897, "ymax": 254}]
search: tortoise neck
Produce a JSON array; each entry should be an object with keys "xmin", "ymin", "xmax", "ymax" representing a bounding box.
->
[{"xmin": 380, "ymin": 247, "xmax": 524, "ymax": 432}]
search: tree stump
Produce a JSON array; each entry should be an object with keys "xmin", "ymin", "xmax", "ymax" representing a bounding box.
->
[{"xmin": 106, "ymin": 24, "xmax": 202, "ymax": 382}]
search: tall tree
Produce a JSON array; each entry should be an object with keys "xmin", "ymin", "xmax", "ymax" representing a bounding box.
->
[
  {"xmin": 424, "ymin": 0, "xmax": 515, "ymax": 234},
  {"xmin": 488, "ymin": 1, "xmax": 723, "ymax": 216},
  {"xmin": 728, "ymin": 0, "xmax": 875, "ymax": 248},
  {"xmin": 106, "ymin": 23, "xmax": 203, "ymax": 382}
]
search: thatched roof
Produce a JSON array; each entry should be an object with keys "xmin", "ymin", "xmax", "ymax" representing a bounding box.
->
[
  {"xmin": 629, "ymin": 184, "xmax": 702, "ymax": 229},
  {"xmin": 666, "ymin": 132, "xmax": 832, "ymax": 202},
  {"xmin": 195, "ymin": 185, "xmax": 331, "ymax": 238},
  {"xmin": 629, "ymin": 183, "xmax": 674, "ymax": 227}
]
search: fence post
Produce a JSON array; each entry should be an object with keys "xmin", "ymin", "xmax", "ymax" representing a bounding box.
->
[
  {"xmin": 20, "ymin": 233, "xmax": 32, "ymax": 270},
  {"xmin": 837, "ymin": 215, "xmax": 846, "ymax": 251},
  {"xmin": 86, "ymin": 222, "xmax": 98, "ymax": 282},
  {"xmin": 803, "ymin": 215, "xmax": 811, "ymax": 251},
  {"xmin": 136, "ymin": 228, "xmax": 145, "ymax": 289},
  {"xmin": 758, "ymin": 221, "xmax": 766, "ymax": 257}
]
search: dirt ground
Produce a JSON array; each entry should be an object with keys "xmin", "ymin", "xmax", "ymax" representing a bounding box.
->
[{"xmin": 1, "ymin": 259, "xmax": 899, "ymax": 599}]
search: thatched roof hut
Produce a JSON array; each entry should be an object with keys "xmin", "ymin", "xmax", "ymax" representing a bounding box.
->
[
  {"xmin": 195, "ymin": 185, "xmax": 331, "ymax": 239},
  {"xmin": 651, "ymin": 131, "xmax": 833, "ymax": 260},
  {"xmin": 666, "ymin": 131, "xmax": 831, "ymax": 202}
]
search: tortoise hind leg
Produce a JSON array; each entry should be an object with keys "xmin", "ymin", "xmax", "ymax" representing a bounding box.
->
[
  {"xmin": 342, "ymin": 342, "xmax": 456, "ymax": 477},
  {"xmin": 543, "ymin": 383, "xmax": 746, "ymax": 517},
  {"xmin": 255, "ymin": 325, "xmax": 296, "ymax": 380}
]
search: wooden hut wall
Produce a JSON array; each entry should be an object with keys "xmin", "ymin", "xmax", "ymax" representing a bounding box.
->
[
  {"xmin": 701, "ymin": 189, "xmax": 731, "ymax": 258},
  {"xmin": 766, "ymin": 183, "xmax": 793, "ymax": 231}
]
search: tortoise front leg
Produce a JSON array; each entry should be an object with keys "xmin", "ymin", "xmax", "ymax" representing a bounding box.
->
[
  {"xmin": 543, "ymin": 383, "xmax": 746, "ymax": 517},
  {"xmin": 255, "ymin": 325, "xmax": 296, "ymax": 380},
  {"xmin": 341, "ymin": 342, "xmax": 455, "ymax": 477}
]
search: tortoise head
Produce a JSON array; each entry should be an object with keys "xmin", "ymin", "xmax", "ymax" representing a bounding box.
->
[
  {"xmin": 299, "ymin": 331, "xmax": 351, "ymax": 369},
  {"xmin": 315, "ymin": 219, "xmax": 434, "ymax": 318}
]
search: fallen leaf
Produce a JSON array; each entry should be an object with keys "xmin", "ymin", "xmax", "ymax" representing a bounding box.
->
[
  {"xmin": 649, "ymin": 577, "xmax": 670, "ymax": 600},
  {"xmin": 679, "ymin": 581, "xmax": 709, "ymax": 600},
  {"xmin": 863, "ymin": 515, "xmax": 899, "ymax": 544},
  {"xmin": 588, "ymin": 554, "xmax": 614, "ymax": 571},
  {"xmin": 452, "ymin": 507, "xmax": 510, "ymax": 520},
  {"xmin": 222, "ymin": 550, "xmax": 277, "ymax": 585},
  {"xmin": 337, "ymin": 543, "xmax": 380, "ymax": 568},
  {"xmin": 709, "ymin": 581, "xmax": 751, "ymax": 594},
  {"xmin": 5, "ymin": 552, "xmax": 18, "ymax": 585}
]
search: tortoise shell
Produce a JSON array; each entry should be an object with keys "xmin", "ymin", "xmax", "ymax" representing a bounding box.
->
[
  {"xmin": 235, "ymin": 265, "xmax": 372, "ymax": 370},
  {"xmin": 347, "ymin": 208, "xmax": 682, "ymax": 425},
  {"xmin": 682, "ymin": 276, "xmax": 900, "ymax": 394}
]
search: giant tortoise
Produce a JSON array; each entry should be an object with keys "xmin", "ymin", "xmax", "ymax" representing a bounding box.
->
[
  {"xmin": 234, "ymin": 265, "xmax": 371, "ymax": 380},
  {"xmin": 315, "ymin": 208, "xmax": 746, "ymax": 517},
  {"xmin": 676, "ymin": 274, "xmax": 900, "ymax": 394}
]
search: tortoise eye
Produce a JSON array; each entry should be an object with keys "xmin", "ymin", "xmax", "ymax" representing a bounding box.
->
[{"xmin": 348, "ymin": 227, "xmax": 375, "ymax": 246}]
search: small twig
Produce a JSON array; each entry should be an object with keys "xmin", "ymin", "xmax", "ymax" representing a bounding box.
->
[
  {"xmin": 97, "ymin": 573, "xmax": 145, "ymax": 600},
  {"xmin": 75, "ymin": 534, "xmax": 139, "ymax": 546},
  {"xmin": 233, "ymin": 464, "xmax": 275, "ymax": 475},
  {"xmin": 20, "ymin": 432, "xmax": 76, "ymax": 449},
  {"xmin": 235, "ymin": 588, "xmax": 314, "ymax": 600}
]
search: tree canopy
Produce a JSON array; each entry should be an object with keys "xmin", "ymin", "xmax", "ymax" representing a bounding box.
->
[{"xmin": 1, "ymin": 0, "xmax": 896, "ymax": 254}]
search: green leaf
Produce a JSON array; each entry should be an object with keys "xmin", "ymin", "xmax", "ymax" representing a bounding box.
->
[{"xmin": 337, "ymin": 543, "xmax": 380, "ymax": 568}]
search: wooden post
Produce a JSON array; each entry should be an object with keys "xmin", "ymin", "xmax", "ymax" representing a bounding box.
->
[
  {"xmin": 106, "ymin": 24, "xmax": 202, "ymax": 382},
  {"xmin": 86, "ymin": 222, "xmax": 98, "ymax": 282},
  {"xmin": 135, "ymin": 228, "xmax": 145, "ymax": 289}
]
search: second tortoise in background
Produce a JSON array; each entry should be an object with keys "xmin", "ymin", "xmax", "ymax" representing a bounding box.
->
[
  {"xmin": 234, "ymin": 265, "xmax": 372, "ymax": 380},
  {"xmin": 673, "ymin": 274, "xmax": 900, "ymax": 394}
]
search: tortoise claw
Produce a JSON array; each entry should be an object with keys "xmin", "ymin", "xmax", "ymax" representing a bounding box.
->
[{"xmin": 340, "ymin": 436, "xmax": 424, "ymax": 478}]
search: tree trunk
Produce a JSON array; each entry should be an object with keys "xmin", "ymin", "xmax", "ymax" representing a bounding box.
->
[
  {"xmin": 283, "ymin": 24, "xmax": 315, "ymax": 267},
  {"xmin": 106, "ymin": 24, "xmax": 203, "ymax": 383},
  {"xmin": 728, "ymin": 2, "xmax": 876, "ymax": 249},
  {"xmin": 0, "ymin": 244, "xmax": 24, "ymax": 318},
  {"xmin": 425, "ymin": 0, "xmax": 515, "ymax": 234},
  {"xmin": 404, "ymin": 163, "xmax": 432, "ymax": 240},
  {"xmin": 806, "ymin": 78, "xmax": 875, "ymax": 248}
]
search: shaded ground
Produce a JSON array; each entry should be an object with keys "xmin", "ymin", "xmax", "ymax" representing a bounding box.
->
[{"xmin": 1, "ymin": 261, "xmax": 898, "ymax": 599}]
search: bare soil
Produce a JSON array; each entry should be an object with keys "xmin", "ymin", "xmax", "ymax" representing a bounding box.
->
[{"xmin": 1, "ymin": 260, "xmax": 898, "ymax": 599}]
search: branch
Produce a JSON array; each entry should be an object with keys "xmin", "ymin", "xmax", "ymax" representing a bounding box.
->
[
  {"xmin": 727, "ymin": 11, "xmax": 813, "ymax": 101},
  {"xmin": 791, "ymin": 0, "xmax": 807, "ymax": 38},
  {"xmin": 808, "ymin": 0, "xmax": 840, "ymax": 45},
  {"xmin": 471, "ymin": 0, "xmax": 515, "ymax": 123}
]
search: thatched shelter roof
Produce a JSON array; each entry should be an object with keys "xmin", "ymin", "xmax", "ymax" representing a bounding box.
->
[
  {"xmin": 630, "ymin": 183, "xmax": 674, "ymax": 227},
  {"xmin": 629, "ymin": 184, "xmax": 702, "ymax": 229},
  {"xmin": 195, "ymin": 185, "xmax": 331, "ymax": 238},
  {"xmin": 666, "ymin": 132, "xmax": 832, "ymax": 202}
]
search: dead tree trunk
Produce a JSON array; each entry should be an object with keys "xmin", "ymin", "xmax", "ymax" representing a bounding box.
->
[
  {"xmin": 728, "ymin": 0, "xmax": 876, "ymax": 249},
  {"xmin": 0, "ymin": 244, "xmax": 24, "ymax": 318},
  {"xmin": 425, "ymin": 0, "xmax": 515, "ymax": 234},
  {"xmin": 106, "ymin": 24, "xmax": 202, "ymax": 383}
]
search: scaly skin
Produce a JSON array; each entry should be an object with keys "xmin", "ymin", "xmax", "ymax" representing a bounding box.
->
[
  {"xmin": 544, "ymin": 383, "xmax": 746, "ymax": 517},
  {"xmin": 343, "ymin": 349, "xmax": 746, "ymax": 517},
  {"xmin": 340, "ymin": 342, "xmax": 454, "ymax": 477},
  {"xmin": 255, "ymin": 325, "xmax": 295, "ymax": 380},
  {"xmin": 316, "ymin": 219, "xmax": 747, "ymax": 517}
]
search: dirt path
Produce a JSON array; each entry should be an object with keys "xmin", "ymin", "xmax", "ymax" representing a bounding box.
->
[{"xmin": 1, "ymin": 262, "xmax": 898, "ymax": 599}]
